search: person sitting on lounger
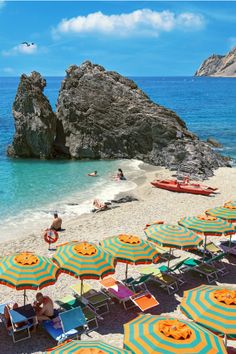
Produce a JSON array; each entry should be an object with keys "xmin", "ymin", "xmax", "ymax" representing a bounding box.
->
[
  {"xmin": 34, "ymin": 293, "xmax": 54, "ymax": 322},
  {"xmin": 93, "ymin": 199, "xmax": 109, "ymax": 212},
  {"xmin": 4, "ymin": 303, "xmax": 19, "ymax": 329},
  {"xmin": 50, "ymin": 213, "xmax": 62, "ymax": 231}
]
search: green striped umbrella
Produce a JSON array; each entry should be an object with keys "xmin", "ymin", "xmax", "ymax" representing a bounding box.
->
[
  {"xmin": 100, "ymin": 234, "xmax": 160, "ymax": 279},
  {"xmin": 145, "ymin": 224, "xmax": 203, "ymax": 267},
  {"xmin": 123, "ymin": 314, "xmax": 227, "ymax": 353},
  {"xmin": 178, "ymin": 215, "xmax": 236, "ymax": 258},
  {"xmin": 0, "ymin": 252, "xmax": 60, "ymax": 304},
  {"xmin": 46, "ymin": 339, "xmax": 131, "ymax": 353},
  {"xmin": 53, "ymin": 241, "xmax": 116, "ymax": 294},
  {"xmin": 224, "ymin": 200, "xmax": 236, "ymax": 209},
  {"xmin": 180, "ymin": 285, "xmax": 236, "ymax": 345},
  {"xmin": 206, "ymin": 206, "xmax": 236, "ymax": 222}
]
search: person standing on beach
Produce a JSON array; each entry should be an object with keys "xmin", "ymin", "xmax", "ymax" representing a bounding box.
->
[{"xmin": 50, "ymin": 213, "xmax": 62, "ymax": 231}]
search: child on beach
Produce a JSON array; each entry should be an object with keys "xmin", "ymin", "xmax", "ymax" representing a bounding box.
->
[{"xmin": 116, "ymin": 168, "xmax": 126, "ymax": 180}]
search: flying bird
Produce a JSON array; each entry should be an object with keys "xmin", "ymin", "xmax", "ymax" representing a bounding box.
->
[{"xmin": 21, "ymin": 42, "xmax": 35, "ymax": 47}]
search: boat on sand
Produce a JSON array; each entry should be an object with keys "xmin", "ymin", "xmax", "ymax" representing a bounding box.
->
[{"xmin": 151, "ymin": 177, "xmax": 218, "ymax": 196}]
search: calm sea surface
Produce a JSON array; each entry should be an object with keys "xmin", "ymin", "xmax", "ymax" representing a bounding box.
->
[{"xmin": 0, "ymin": 76, "xmax": 235, "ymax": 232}]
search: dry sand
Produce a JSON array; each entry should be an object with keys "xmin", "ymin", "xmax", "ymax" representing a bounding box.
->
[{"xmin": 0, "ymin": 163, "xmax": 236, "ymax": 353}]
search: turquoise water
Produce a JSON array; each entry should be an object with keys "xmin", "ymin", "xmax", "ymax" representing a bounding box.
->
[{"xmin": 0, "ymin": 76, "xmax": 235, "ymax": 237}]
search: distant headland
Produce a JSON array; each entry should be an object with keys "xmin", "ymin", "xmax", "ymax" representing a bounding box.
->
[{"xmin": 195, "ymin": 47, "xmax": 236, "ymax": 77}]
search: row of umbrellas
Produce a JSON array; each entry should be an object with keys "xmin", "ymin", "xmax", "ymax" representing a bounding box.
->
[{"xmin": 0, "ymin": 199, "xmax": 235, "ymax": 352}]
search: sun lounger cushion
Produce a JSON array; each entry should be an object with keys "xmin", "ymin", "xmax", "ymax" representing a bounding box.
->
[
  {"xmin": 131, "ymin": 292, "xmax": 159, "ymax": 311},
  {"xmin": 43, "ymin": 317, "xmax": 77, "ymax": 342}
]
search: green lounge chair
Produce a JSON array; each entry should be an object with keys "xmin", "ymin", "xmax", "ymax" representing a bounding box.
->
[
  {"xmin": 181, "ymin": 258, "xmax": 218, "ymax": 283},
  {"xmin": 138, "ymin": 266, "xmax": 179, "ymax": 295},
  {"xmin": 158, "ymin": 257, "xmax": 190, "ymax": 285},
  {"xmin": 70, "ymin": 284, "xmax": 110, "ymax": 315},
  {"xmin": 56, "ymin": 295, "xmax": 99, "ymax": 332},
  {"xmin": 123, "ymin": 274, "xmax": 152, "ymax": 292},
  {"xmin": 204, "ymin": 253, "xmax": 229, "ymax": 276}
]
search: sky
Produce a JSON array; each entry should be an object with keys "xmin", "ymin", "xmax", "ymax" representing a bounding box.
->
[{"xmin": 0, "ymin": 1, "xmax": 236, "ymax": 76}]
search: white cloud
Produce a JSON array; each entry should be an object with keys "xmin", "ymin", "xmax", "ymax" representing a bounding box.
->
[
  {"xmin": 53, "ymin": 9, "xmax": 204, "ymax": 38},
  {"xmin": 2, "ymin": 43, "xmax": 38, "ymax": 56}
]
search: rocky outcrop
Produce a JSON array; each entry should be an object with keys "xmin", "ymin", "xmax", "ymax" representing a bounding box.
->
[
  {"xmin": 7, "ymin": 71, "xmax": 57, "ymax": 158},
  {"xmin": 8, "ymin": 61, "xmax": 231, "ymax": 179},
  {"xmin": 195, "ymin": 47, "xmax": 236, "ymax": 77}
]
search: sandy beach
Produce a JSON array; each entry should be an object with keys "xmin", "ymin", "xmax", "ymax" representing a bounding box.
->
[{"xmin": 0, "ymin": 162, "xmax": 236, "ymax": 353}]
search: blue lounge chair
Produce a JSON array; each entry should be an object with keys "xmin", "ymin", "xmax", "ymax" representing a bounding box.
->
[{"xmin": 43, "ymin": 307, "xmax": 87, "ymax": 343}]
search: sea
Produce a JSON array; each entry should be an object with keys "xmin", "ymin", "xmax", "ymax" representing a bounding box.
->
[{"xmin": 0, "ymin": 76, "xmax": 236, "ymax": 240}]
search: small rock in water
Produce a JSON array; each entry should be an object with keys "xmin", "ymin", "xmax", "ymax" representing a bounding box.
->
[{"xmin": 207, "ymin": 137, "xmax": 223, "ymax": 148}]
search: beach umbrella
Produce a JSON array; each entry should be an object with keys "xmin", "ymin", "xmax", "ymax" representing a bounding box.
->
[
  {"xmin": 53, "ymin": 241, "xmax": 116, "ymax": 294},
  {"xmin": 100, "ymin": 234, "xmax": 160, "ymax": 279},
  {"xmin": 0, "ymin": 252, "xmax": 60, "ymax": 305},
  {"xmin": 46, "ymin": 339, "xmax": 131, "ymax": 354},
  {"xmin": 145, "ymin": 224, "xmax": 203, "ymax": 267},
  {"xmin": 123, "ymin": 314, "xmax": 227, "ymax": 353},
  {"xmin": 224, "ymin": 200, "xmax": 236, "ymax": 209},
  {"xmin": 206, "ymin": 206, "xmax": 236, "ymax": 223},
  {"xmin": 178, "ymin": 215, "xmax": 236, "ymax": 258},
  {"xmin": 180, "ymin": 285, "xmax": 236, "ymax": 345}
]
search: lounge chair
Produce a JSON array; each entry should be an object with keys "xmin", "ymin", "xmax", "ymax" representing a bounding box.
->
[
  {"xmin": 158, "ymin": 257, "xmax": 189, "ymax": 285},
  {"xmin": 70, "ymin": 283, "xmax": 110, "ymax": 315},
  {"xmin": 100, "ymin": 277, "xmax": 159, "ymax": 311},
  {"xmin": 56, "ymin": 295, "xmax": 99, "ymax": 332},
  {"xmin": 123, "ymin": 274, "xmax": 152, "ymax": 292},
  {"xmin": 180, "ymin": 258, "xmax": 218, "ymax": 283},
  {"xmin": 219, "ymin": 240, "xmax": 236, "ymax": 256},
  {"xmin": 204, "ymin": 253, "xmax": 229, "ymax": 276},
  {"xmin": 43, "ymin": 307, "xmax": 87, "ymax": 344},
  {"xmin": 138, "ymin": 266, "xmax": 179, "ymax": 295},
  {"xmin": 0, "ymin": 303, "xmax": 36, "ymax": 343},
  {"xmin": 205, "ymin": 242, "xmax": 224, "ymax": 256}
]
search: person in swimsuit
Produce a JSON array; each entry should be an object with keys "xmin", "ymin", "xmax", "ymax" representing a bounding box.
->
[
  {"xmin": 50, "ymin": 213, "xmax": 62, "ymax": 231},
  {"xmin": 34, "ymin": 293, "xmax": 54, "ymax": 322},
  {"xmin": 116, "ymin": 168, "xmax": 126, "ymax": 180},
  {"xmin": 88, "ymin": 171, "xmax": 98, "ymax": 177}
]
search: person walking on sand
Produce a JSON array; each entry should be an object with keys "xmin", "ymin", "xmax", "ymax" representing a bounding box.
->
[{"xmin": 50, "ymin": 213, "xmax": 62, "ymax": 231}]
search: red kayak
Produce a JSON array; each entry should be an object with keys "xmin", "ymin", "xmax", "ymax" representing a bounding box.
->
[{"xmin": 151, "ymin": 177, "xmax": 218, "ymax": 196}]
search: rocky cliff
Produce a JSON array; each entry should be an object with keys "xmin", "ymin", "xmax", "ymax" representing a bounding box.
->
[
  {"xmin": 195, "ymin": 47, "xmax": 236, "ymax": 77},
  {"xmin": 8, "ymin": 61, "xmax": 230, "ymax": 179},
  {"xmin": 7, "ymin": 71, "xmax": 57, "ymax": 158}
]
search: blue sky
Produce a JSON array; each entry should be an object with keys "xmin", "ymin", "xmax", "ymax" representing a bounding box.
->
[{"xmin": 0, "ymin": 1, "xmax": 236, "ymax": 76}]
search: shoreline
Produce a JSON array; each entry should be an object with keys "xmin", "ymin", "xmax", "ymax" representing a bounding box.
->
[{"xmin": 1, "ymin": 163, "xmax": 235, "ymax": 253}]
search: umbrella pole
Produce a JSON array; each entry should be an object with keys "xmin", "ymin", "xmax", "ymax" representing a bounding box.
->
[
  {"xmin": 24, "ymin": 289, "xmax": 27, "ymax": 306},
  {"xmin": 125, "ymin": 263, "xmax": 129, "ymax": 280},
  {"xmin": 81, "ymin": 279, "xmax": 83, "ymax": 296},
  {"xmin": 203, "ymin": 235, "xmax": 207, "ymax": 262},
  {"xmin": 167, "ymin": 248, "xmax": 172, "ymax": 269},
  {"xmin": 224, "ymin": 333, "xmax": 227, "ymax": 347},
  {"xmin": 228, "ymin": 234, "xmax": 232, "ymax": 252}
]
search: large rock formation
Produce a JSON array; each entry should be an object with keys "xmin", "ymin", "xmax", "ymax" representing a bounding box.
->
[
  {"xmin": 7, "ymin": 71, "xmax": 57, "ymax": 158},
  {"xmin": 8, "ymin": 61, "xmax": 231, "ymax": 179},
  {"xmin": 195, "ymin": 47, "xmax": 236, "ymax": 77}
]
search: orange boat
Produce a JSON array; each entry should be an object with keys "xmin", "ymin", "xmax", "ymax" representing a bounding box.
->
[{"xmin": 151, "ymin": 177, "xmax": 218, "ymax": 196}]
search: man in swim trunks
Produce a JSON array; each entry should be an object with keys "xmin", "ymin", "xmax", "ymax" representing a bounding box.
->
[
  {"xmin": 50, "ymin": 213, "xmax": 62, "ymax": 231},
  {"xmin": 34, "ymin": 293, "xmax": 54, "ymax": 322}
]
